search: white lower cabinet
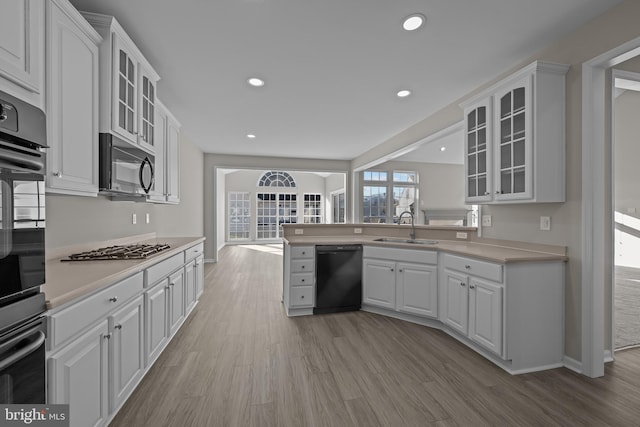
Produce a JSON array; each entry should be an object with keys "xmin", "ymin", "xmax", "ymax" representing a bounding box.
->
[
  {"xmin": 184, "ymin": 260, "xmax": 196, "ymax": 314},
  {"xmin": 47, "ymin": 241, "xmax": 204, "ymax": 426},
  {"xmin": 48, "ymin": 320, "xmax": 109, "ymax": 427},
  {"xmin": 362, "ymin": 259, "xmax": 396, "ymax": 309},
  {"xmin": 109, "ymin": 295, "xmax": 144, "ymax": 412},
  {"xmin": 443, "ymin": 267, "xmax": 503, "ymax": 356},
  {"xmin": 168, "ymin": 269, "xmax": 185, "ymax": 335},
  {"xmin": 362, "ymin": 246, "xmax": 438, "ymax": 319},
  {"xmin": 195, "ymin": 255, "xmax": 204, "ymax": 299},
  {"xmin": 145, "ymin": 279, "xmax": 169, "ymax": 365}
]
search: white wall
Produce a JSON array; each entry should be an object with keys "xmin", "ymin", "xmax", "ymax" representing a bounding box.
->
[{"xmin": 216, "ymin": 170, "xmax": 226, "ymax": 252}]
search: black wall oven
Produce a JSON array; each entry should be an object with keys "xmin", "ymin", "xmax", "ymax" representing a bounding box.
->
[{"xmin": 0, "ymin": 89, "xmax": 47, "ymax": 404}]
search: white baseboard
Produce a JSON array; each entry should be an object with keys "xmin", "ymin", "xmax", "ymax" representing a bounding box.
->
[
  {"xmin": 204, "ymin": 258, "xmax": 216, "ymax": 263},
  {"xmin": 604, "ymin": 349, "xmax": 614, "ymax": 363},
  {"xmin": 562, "ymin": 355, "xmax": 582, "ymax": 373}
]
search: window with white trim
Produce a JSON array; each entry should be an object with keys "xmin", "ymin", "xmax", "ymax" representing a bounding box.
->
[
  {"xmin": 303, "ymin": 193, "xmax": 322, "ymax": 223},
  {"xmin": 228, "ymin": 192, "xmax": 250, "ymax": 240},
  {"xmin": 361, "ymin": 169, "xmax": 418, "ymax": 223}
]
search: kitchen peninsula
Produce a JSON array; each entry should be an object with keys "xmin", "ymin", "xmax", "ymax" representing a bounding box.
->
[{"xmin": 282, "ymin": 223, "xmax": 567, "ymax": 375}]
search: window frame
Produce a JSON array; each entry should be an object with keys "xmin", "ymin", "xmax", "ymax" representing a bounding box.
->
[{"xmin": 360, "ymin": 169, "xmax": 419, "ymax": 224}]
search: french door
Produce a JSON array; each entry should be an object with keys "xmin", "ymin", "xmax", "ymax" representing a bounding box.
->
[{"xmin": 256, "ymin": 192, "xmax": 297, "ymax": 239}]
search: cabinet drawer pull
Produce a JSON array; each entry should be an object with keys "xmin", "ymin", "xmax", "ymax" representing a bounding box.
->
[
  {"xmin": 484, "ymin": 192, "xmax": 490, "ymax": 195},
  {"xmin": 115, "ymin": 324, "xmax": 122, "ymax": 330},
  {"xmin": 169, "ymin": 282, "xmax": 175, "ymax": 287},
  {"xmin": 460, "ymin": 282, "xmax": 466, "ymax": 287},
  {"xmin": 109, "ymin": 297, "xmax": 118, "ymax": 303},
  {"xmin": 301, "ymin": 279, "xmax": 305, "ymax": 283},
  {"xmin": 53, "ymin": 171, "xmax": 62, "ymax": 178},
  {"xmin": 390, "ymin": 268, "xmax": 394, "ymax": 272},
  {"xmin": 104, "ymin": 333, "xmax": 112, "ymax": 340},
  {"xmin": 469, "ymin": 285, "xmax": 475, "ymax": 289},
  {"xmin": 301, "ymin": 251, "xmax": 306, "ymax": 255},
  {"xmin": 399, "ymin": 269, "xmax": 403, "ymax": 273},
  {"xmin": 300, "ymin": 295, "xmax": 305, "ymax": 299},
  {"xmin": 465, "ymin": 265, "xmax": 471, "ymax": 270}
]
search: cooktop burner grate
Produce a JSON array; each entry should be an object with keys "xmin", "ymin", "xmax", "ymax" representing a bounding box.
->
[{"xmin": 62, "ymin": 243, "xmax": 171, "ymax": 261}]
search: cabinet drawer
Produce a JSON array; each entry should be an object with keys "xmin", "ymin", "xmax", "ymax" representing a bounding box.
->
[
  {"xmin": 364, "ymin": 246, "xmax": 437, "ymax": 264},
  {"xmin": 442, "ymin": 254, "xmax": 503, "ymax": 283},
  {"xmin": 290, "ymin": 286, "xmax": 313, "ymax": 307},
  {"xmin": 290, "ymin": 273, "xmax": 314, "ymax": 287},
  {"xmin": 291, "ymin": 246, "xmax": 314, "ymax": 259},
  {"xmin": 49, "ymin": 272, "xmax": 144, "ymax": 349},
  {"xmin": 291, "ymin": 259, "xmax": 314, "ymax": 273},
  {"xmin": 185, "ymin": 242, "xmax": 204, "ymax": 261},
  {"xmin": 146, "ymin": 253, "xmax": 185, "ymax": 286}
]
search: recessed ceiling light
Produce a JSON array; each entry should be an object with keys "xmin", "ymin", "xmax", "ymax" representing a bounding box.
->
[
  {"xmin": 440, "ymin": 146, "xmax": 446, "ymax": 152},
  {"xmin": 247, "ymin": 77, "xmax": 265, "ymax": 87},
  {"xmin": 402, "ymin": 13, "xmax": 426, "ymax": 31},
  {"xmin": 247, "ymin": 134, "xmax": 256, "ymax": 139},
  {"xmin": 397, "ymin": 89, "xmax": 412, "ymax": 98}
]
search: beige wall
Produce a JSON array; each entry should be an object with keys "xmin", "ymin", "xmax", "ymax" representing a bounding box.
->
[
  {"xmin": 46, "ymin": 134, "xmax": 204, "ymax": 249},
  {"xmin": 351, "ymin": 0, "xmax": 640, "ymax": 362}
]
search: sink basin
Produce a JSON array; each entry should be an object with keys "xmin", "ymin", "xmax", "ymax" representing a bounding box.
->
[{"xmin": 373, "ymin": 237, "xmax": 438, "ymax": 245}]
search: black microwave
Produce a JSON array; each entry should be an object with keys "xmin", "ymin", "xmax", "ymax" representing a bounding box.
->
[{"xmin": 99, "ymin": 133, "xmax": 154, "ymax": 199}]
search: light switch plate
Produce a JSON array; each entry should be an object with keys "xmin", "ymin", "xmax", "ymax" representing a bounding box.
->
[
  {"xmin": 456, "ymin": 232, "xmax": 468, "ymax": 239},
  {"xmin": 132, "ymin": 213, "xmax": 137, "ymax": 225},
  {"xmin": 294, "ymin": 229, "xmax": 304, "ymax": 235},
  {"xmin": 354, "ymin": 228, "xmax": 362, "ymax": 234},
  {"xmin": 481, "ymin": 215, "xmax": 492, "ymax": 227}
]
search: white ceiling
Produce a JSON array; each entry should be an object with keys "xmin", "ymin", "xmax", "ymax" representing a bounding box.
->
[{"xmin": 69, "ymin": 0, "xmax": 622, "ymax": 162}]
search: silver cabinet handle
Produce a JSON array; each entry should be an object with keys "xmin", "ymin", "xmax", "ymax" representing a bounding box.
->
[
  {"xmin": 460, "ymin": 282, "xmax": 466, "ymax": 287},
  {"xmin": 484, "ymin": 192, "xmax": 490, "ymax": 195},
  {"xmin": 300, "ymin": 295, "xmax": 305, "ymax": 299},
  {"xmin": 390, "ymin": 268, "xmax": 394, "ymax": 272},
  {"xmin": 469, "ymin": 285, "xmax": 475, "ymax": 289},
  {"xmin": 53, "ymin": 171, "xmax": 62, "ymax": 177},
  {"xmin": 301, "ymin": 279, "xmax": 305, "ymax": 283},
  {"xmin": 301, "ymin": 251, "xmax": 306, "ymax": 255},
  {"xmin": 399, "ymin": 269, "xmax": 404, "ymax": 273},
  {"xmin": 465, "ymin": 265, "xmax": 471, "ymax": 270},
  {"xmin": 109, "ymin": 297, "xmax": 118, "ymax": 303},
  {"xmin": 104, "ymin": 333, "xmax": 112, "ymax": 340},
  {"xmin": 301, "ymin": 265, "xmax": 305, "ymax": 269},
  {"xmin": 115, "ymin": 324, "xmax": 122, "ymax": 330}
]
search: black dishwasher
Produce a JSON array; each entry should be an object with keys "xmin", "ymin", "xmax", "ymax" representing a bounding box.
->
[{"xmin": 314, "ymin": 245, "xmax": 362, "ymax": 314}]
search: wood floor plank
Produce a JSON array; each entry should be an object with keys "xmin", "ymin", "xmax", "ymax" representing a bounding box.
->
[{"xmin": 109, "ymin": 245, "xmax": 640, "ymax": 427}]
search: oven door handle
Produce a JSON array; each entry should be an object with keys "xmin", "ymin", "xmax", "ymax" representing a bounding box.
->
[{"xmin": 0, "ymin": 330, "xmax": 45, "ymax": 371}]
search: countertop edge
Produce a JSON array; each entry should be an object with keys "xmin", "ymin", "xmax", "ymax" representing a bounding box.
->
[{"xmin": 282, "ymin": 237, "xmax": 568, "ymax": 264}]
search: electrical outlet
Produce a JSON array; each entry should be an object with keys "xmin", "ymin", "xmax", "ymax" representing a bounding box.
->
[
  {"xmin": 481, "ymin": 215, "xmax": 492, "ymax": 227},
  {"xmin": 456, "ymin": 232, "xmax": 468, "ymax": 239},
  {"xmin": 627, "ymin": 207, "xmax": 637, "ymax": 214},
  {"xmin": 146, "ymin": 213, "xmax": 150, "ymax": 224},
  {"xmin": 540, "ymin": 216, "xmax": 551, "ymax": 231},
  {"xmin": 353, "ymin": 228, "xmax": 362, "ymax": 234},
  {"xmin": 294, "ymin": 229, "xmax": 304, "ymax": 235},
  {"xmin": 132, "ymin": 213, "xmax": 137, "ymax": 225}
]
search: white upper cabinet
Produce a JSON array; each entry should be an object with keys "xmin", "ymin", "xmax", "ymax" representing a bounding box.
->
[
  {"xmin": 81, "ymin": 12, "xmax": 160, "ymax": 153},
  {"xmin": 464, "ymin": 98, "xmax": 493, "ymax": 203},
  {"xmin": 461, "ymin": 61, "xmax": 569, "ymax": 204},
  {"xmin": 46, "ymin": 0, "xmax": 101, "ymax": 196},
  {"xmin": 149, "ymin": 100, "xmax": 181, "ymax": 204},
  {"xmin": 0, "ymin": 0, "xmax": 45, "ymax": 108}
]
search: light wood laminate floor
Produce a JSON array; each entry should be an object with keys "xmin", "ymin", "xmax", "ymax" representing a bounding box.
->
[{"xmin": 110, "ymin": 245, "xmax": 640, "ymax": 427}]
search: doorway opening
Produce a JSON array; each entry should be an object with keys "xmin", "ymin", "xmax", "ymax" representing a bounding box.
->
[{"xmin": 613, "ymin": 69, "xmax": 640, "ymax": 351}]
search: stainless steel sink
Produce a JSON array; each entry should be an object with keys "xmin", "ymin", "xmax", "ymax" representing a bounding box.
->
[{"xmin": 373, "ymin": 237, "xmax": 438, "ymax": 245}]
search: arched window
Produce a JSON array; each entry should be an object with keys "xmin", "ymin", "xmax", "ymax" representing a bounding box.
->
[{"xmin": 257, "ymin": 171, "xmax": 296, "ymax": 188}]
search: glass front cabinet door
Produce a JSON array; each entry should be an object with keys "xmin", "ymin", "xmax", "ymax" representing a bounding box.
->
[
  {"xmin": 113, "ymin": 35, "xmax": 138, "ymax": 143},
  {"xmin": 494, "ymin": 75, "xmax": 532, "ymax": 201},
  {"xmin": 464, "ymin": 99, "xmax": 492, "ymax": 203}
]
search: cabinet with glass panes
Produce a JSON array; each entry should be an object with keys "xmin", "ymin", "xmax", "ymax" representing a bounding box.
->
[{"xmin": 461, "ymin": 61, "xmax": 569, "ymax": 204}]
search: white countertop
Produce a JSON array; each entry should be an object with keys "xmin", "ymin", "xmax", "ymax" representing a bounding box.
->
[{"xmin": 43, "ymin": 236, "xmax": 205, "ymax": 309}]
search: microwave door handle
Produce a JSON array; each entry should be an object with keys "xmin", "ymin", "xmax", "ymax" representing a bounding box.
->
[
  {"xmin": 139, "ymin": 157, "xmax": 154, "ymax": 194},
  {"xmin": 0, "ymin": 330, "xmax": 45, "ymax": 371}
]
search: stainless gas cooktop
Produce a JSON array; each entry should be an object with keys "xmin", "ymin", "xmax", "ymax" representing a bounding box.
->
[{"xmin": 62, "ymin": 243, "xmax": 171, "ymax": 261}]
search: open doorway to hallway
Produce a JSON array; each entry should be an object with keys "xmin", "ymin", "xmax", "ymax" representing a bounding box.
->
[{"xmin": 613, "ymin": 68, "xmax": 640, "ymax": 350}]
